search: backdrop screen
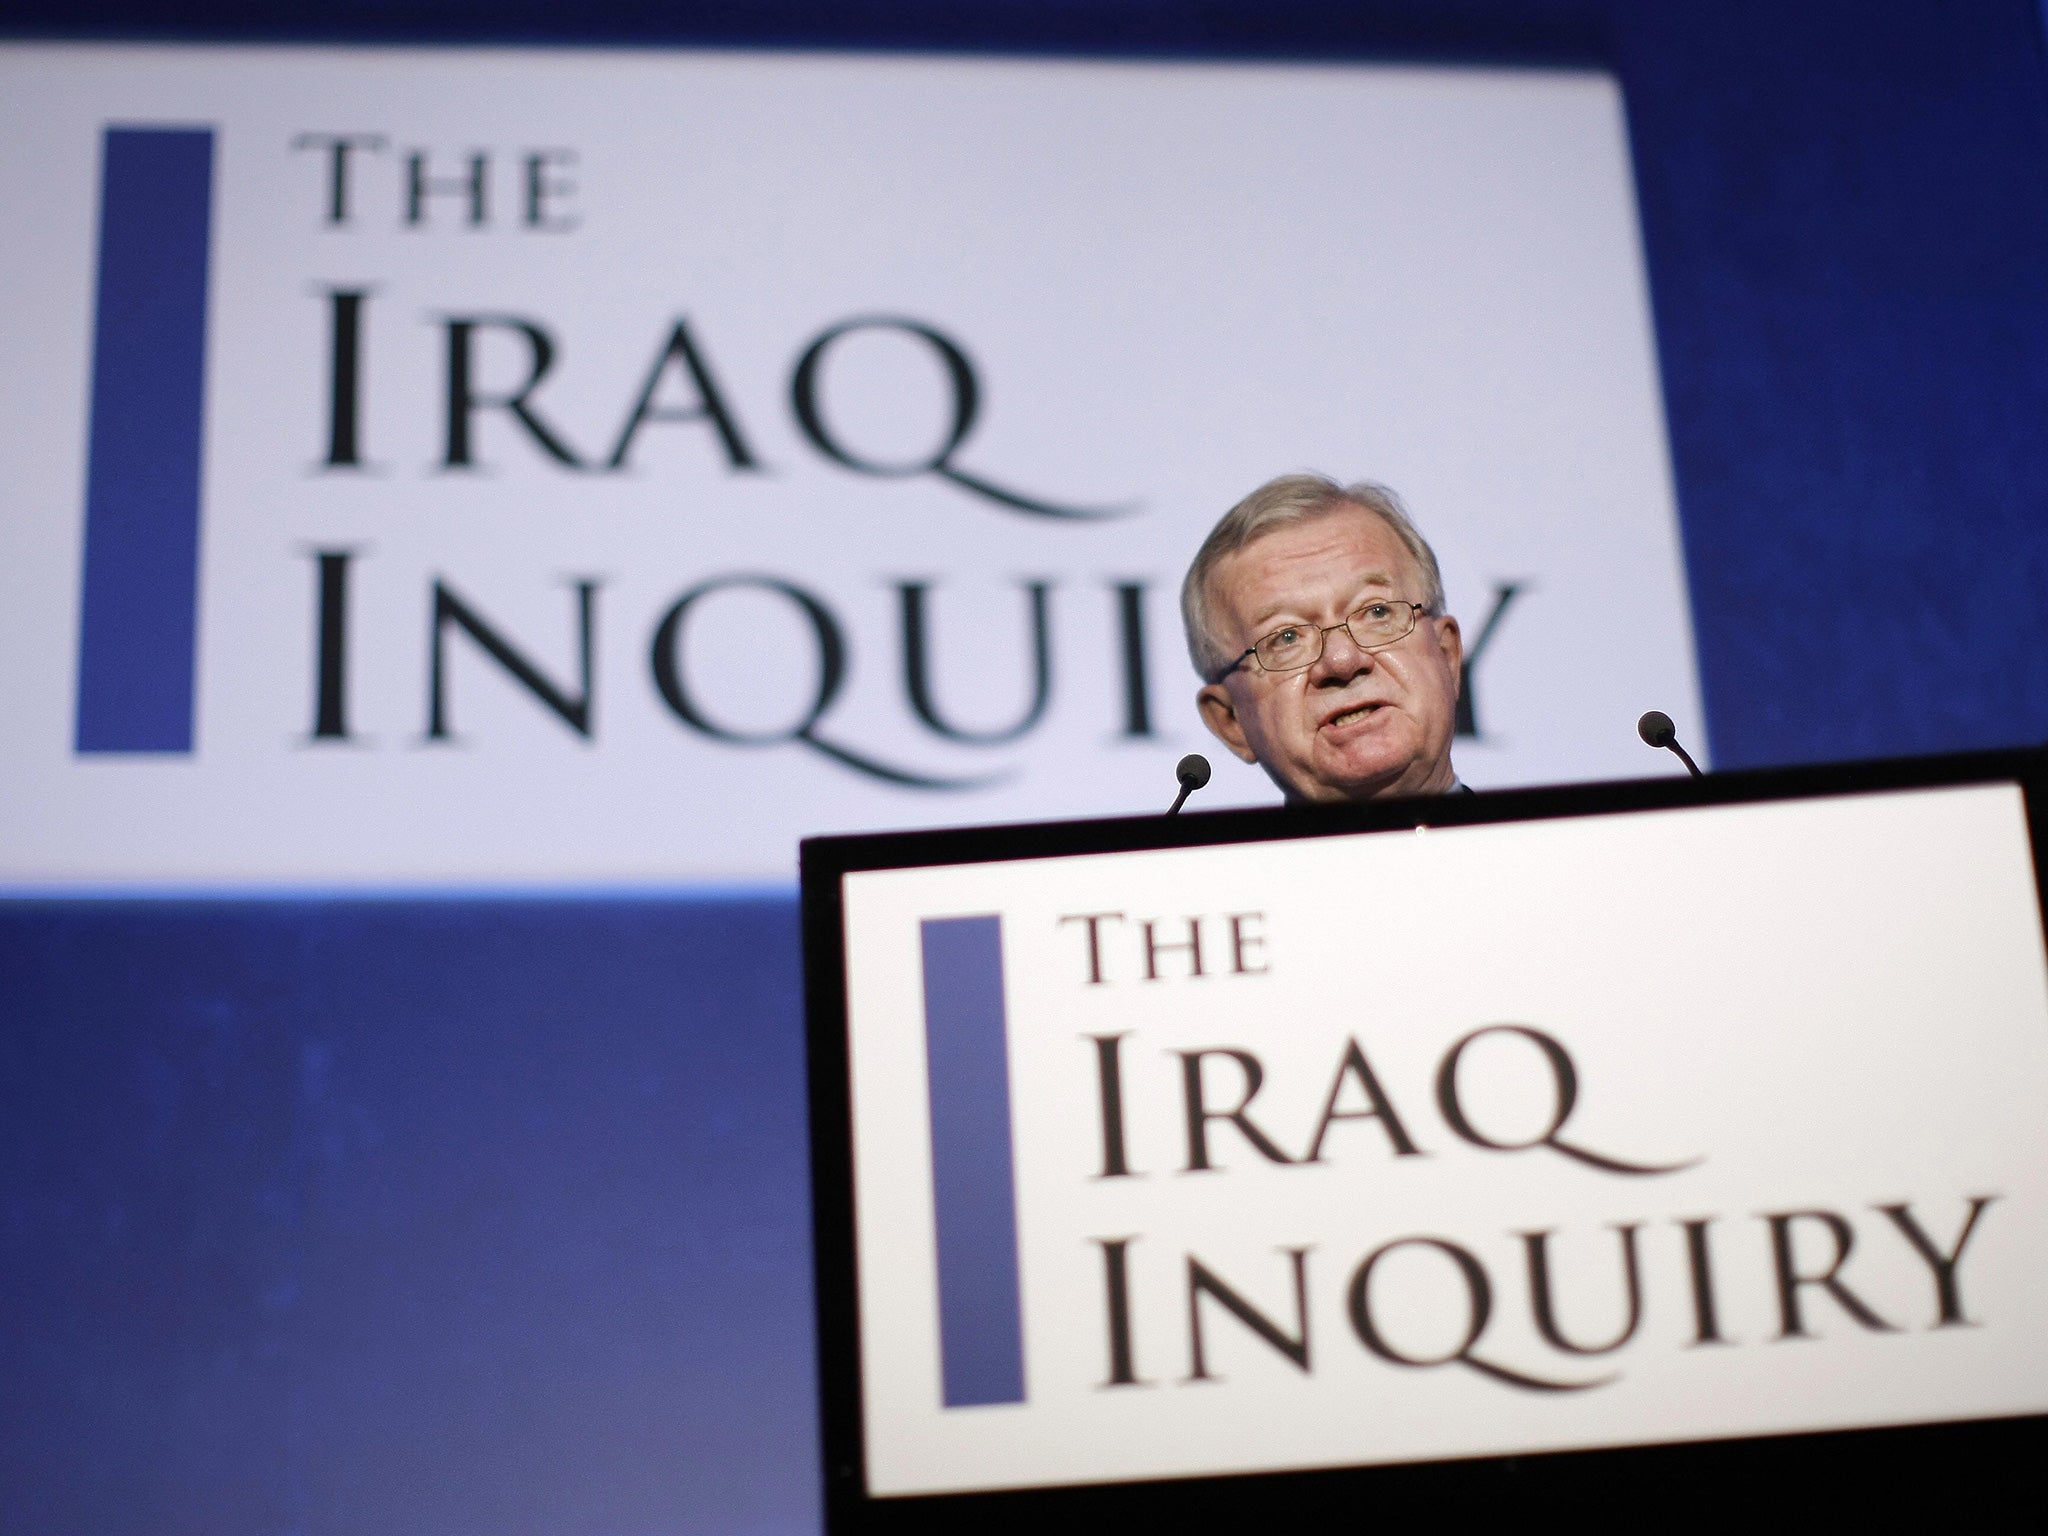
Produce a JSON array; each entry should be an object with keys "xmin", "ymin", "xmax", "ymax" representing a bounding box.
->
[{"xmin": 0, "ymin": 44, "xmax": 1702, "ymax": 885}]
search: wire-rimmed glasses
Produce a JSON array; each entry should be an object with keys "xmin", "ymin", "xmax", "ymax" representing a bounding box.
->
[{"xmin": 1218, "ymin": 599, "xmax": 1428, "ymax": 681}]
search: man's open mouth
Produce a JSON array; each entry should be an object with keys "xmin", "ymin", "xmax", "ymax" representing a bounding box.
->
[{"xmin": 1324, "ymin": 703, "xmax": 1383, "ymax": 730}]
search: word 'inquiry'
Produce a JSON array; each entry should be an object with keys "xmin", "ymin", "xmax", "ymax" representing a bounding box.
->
[{"xmin": 1093, "ymin": 1199, "xmax": 1997, "ymax": 1395}]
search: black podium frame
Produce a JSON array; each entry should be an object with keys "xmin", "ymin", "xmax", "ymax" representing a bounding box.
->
[{"xmin": 800, "ymin": 748, "xmax": 2048, "ymax": 1532}]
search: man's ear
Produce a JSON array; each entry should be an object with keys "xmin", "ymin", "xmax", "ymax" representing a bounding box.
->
[
  {"xmin": 1197, "ymin": 682, "xmax": 1259, "ymax": 763},
  {"xmin": 1431, "ymin": 613, "xmax": 1464, "ymax": 696}
]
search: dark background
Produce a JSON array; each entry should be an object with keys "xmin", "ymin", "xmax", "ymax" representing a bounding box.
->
[{"xmin": 6, "ymin": 3, "xmax": 2048, "ymax": 1531}]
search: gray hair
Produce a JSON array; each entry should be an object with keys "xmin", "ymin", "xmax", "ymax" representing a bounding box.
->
[{"xmin": 1180, "ymin": 474, "xmax": 1447, "ymax": 681}]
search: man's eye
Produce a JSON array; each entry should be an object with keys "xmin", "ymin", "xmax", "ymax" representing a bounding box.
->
[
  {"xmin": 1363, "ymin": 603, "xmax": 1392, "ymax": 620},
  {"xmin": 1273, "ymin": 627, "xmax": 1303, "ymax": 645}
]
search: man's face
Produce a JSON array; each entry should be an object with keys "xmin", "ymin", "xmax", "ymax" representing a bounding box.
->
[{"xmin": 1196, "ymin": 506, "xmax": 1463, "ymax": 802}]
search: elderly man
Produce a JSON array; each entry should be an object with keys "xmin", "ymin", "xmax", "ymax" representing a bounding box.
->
[{"xmin": 1182, "ymin": 474, "xmax": 1466, "ymax": 801}]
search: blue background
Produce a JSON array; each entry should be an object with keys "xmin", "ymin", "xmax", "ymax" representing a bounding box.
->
[
  {"xmin": 6, "ymin": 2, "xmax": 2048, "ymax": 1531},
  {"xmin": 2, "ymin": 900, "xmax": 815, "ymax": 1535}
]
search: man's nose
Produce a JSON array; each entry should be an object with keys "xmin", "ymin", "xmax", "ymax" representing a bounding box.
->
[{"xmin": 1310, "ymin": 622, "xmax": 1374, "ymax": 683}]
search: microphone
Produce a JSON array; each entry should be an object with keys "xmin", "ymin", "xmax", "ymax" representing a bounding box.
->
[
  {"xmin": 1637, "ymin": 710, "xmax": 1703, "ymax": 779},
  {"xmin": 1167, "ymin": 753, "xmax": 1211, "ymax": 815}
]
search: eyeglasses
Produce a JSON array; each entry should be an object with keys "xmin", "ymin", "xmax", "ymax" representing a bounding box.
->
[{"xmin": 1218, "ymin": 599, "xmax": 1428, "ymax": 682}]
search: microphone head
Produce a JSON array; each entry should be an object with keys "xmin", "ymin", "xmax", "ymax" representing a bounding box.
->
[
  {"xmin": 1175, "ymin": 753, "xmax": 1212, "ymax": 790},
  {"xmin": 1637, "ymin": 710, "xmax": 1676, "ymax": 749}
]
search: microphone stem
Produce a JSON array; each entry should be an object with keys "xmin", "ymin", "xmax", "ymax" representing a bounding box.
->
[
  {"xmin": 1167, "ymin": 784, "xmax": 1195, "ymax": 816},
  {"xmin": 1666, "ymin": 741, "xmax": 1704, "ymax": 779}
]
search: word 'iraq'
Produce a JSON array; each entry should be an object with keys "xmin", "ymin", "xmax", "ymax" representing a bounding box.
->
[
  {"xmin": 316, "ymin": 293, "xmax": 1130, "ymax": 520},
  {"xmin": 1086, "ymin": 1022, "xmax": 1692, "ymax": 1179}
]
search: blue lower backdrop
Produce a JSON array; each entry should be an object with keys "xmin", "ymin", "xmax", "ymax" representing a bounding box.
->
[{"xmin": 0, "ymin": 897, "xmax": 816, "ymax": 1536}]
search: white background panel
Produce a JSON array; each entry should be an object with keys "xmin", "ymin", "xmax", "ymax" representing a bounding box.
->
[{"xmin": 0, "ymin": 46, "xmax": 1701, "ymax": 883}]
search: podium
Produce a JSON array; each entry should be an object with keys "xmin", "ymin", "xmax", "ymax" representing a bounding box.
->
[{"xmin": 800, "ymin": 750, "xmax": 2048, "ymax": 1529}]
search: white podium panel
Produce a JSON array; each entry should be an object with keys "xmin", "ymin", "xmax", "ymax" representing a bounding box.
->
[{"xmin": 804, "ymin": 759, "xmax": 2048, "ymax": 1521}]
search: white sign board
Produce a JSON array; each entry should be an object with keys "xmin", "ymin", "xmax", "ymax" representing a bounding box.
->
[
  {"xmin": 837, "ymin": 782, "xmax": 2048, "ymax": 1493},
  {"xmin": 0, "ymin": 44, "xmax": 1701, "ymax": 885}
]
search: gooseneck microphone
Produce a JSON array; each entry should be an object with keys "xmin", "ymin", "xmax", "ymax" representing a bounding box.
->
[
  {"xmin": 1637, "ymin": 711, "xmax": 1703, "ymax": 779},
  {"xmin": 1167, "ymin": 753, "xmax": 1211, "ymax": 815}
]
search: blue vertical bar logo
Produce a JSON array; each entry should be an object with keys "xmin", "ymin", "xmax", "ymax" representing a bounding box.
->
[
  {"xmin": 75, "ymin": 126, "xmax": 216, "ymax": 754},
  {"xmin": 919, "ymin": 915, "xmax": 1027, "ymax": 1407}
]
